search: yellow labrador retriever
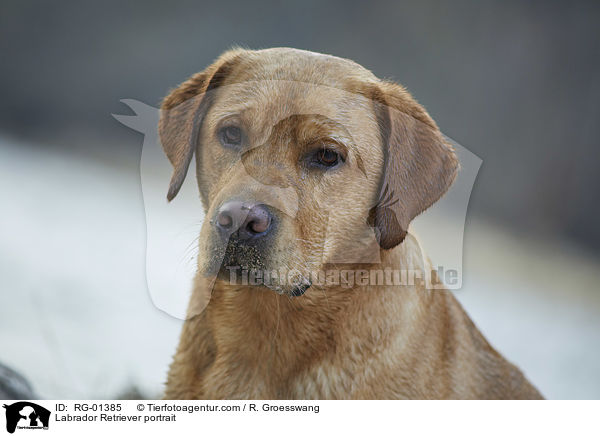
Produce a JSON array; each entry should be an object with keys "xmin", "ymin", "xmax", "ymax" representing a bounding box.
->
[{"xmin": 159, "ymin": 47, "xmax": 542, "ymax": 399}]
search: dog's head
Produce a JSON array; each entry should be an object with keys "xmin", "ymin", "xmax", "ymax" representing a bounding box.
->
[{"xmin": 159, "ymin": 48, "xmax": 458, "ymax": 296}]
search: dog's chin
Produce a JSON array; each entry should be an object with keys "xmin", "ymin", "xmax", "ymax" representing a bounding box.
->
[{"xmin": 208, "ymin": 263, "xmax": 312, "ymax": 297}]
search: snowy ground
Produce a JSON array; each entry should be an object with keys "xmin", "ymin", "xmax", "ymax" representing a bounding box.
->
[{"xmin": 1, "ymin": 137, "xmax": 598, "ymax": 399}]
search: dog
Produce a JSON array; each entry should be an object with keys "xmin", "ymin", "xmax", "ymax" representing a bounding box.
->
[{"xmin": 159, "ymin": 47, "xmax": 543, "ymax": 399}]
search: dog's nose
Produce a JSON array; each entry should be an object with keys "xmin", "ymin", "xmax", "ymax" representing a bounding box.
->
[{"xmin": 215, "ymin": 201, "xmax": 273, "ymax": 240}]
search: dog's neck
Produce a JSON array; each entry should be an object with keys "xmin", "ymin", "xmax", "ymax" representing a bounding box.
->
[{"xmin": 190, "ymin": 234, "xmax": 436, "ymax": 390}]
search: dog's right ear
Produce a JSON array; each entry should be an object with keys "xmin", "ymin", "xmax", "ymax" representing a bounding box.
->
[{"xmin": 159, "ymin": 50, "xmax": 242, "ymax": 201}]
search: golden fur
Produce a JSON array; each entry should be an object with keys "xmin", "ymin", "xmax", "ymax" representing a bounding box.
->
[{"xmin": 159, "ymin": 48, "xmax": 543, "ymax": 399}]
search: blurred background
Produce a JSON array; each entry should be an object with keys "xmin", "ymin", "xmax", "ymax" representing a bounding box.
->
[{"xmin": 1, "ymin": 0, "xmax": 599, "ymax": 399}]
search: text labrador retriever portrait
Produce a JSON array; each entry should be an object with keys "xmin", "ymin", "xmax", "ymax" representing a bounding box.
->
[{"xmin": 158, "ymin": 47, "xmax": 542, "ymax": 400}]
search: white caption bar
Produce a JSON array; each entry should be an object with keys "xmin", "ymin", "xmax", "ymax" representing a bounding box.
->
[{"xmin": 1, "ymin": 400, "xmax": 597, "ymax": 436}]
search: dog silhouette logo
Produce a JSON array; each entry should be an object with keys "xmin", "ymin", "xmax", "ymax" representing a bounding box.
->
[{"xmin": 3, "ymin": 402, "xmax": 50, "ymax": 433}]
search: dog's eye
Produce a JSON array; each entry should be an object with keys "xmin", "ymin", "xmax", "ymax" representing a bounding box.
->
[
  {"xmin": 218, "ymin": 126, "xmax": 243, "ymax": 148},
  {"xmin": 311, "ymin": 148, "xmax": 342, "ymax": 168}
]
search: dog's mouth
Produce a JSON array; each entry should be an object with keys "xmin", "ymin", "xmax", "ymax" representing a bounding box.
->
[
  {"xmin": 289, "ymin": 279, "xmax": 311, "ymax": 297},
  {"xmin": 215, "ymin": 264, "xmax": 313, "ymax": 297},
  {"xmin": 205, "ymin": 239, "xmax": 313, "ymax": 297},
  {"xmin": 260, "ymin": 276, "xmax": 312, "ymax": 297}
]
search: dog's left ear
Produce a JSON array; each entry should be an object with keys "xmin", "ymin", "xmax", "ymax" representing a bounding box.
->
[
  {"xmin": 159, "ymin": 50, "xmax": 242, "ymax": 201},
  {"xmin": 368, "ymin": 81, "xmax": 459, "ymax": 249}
]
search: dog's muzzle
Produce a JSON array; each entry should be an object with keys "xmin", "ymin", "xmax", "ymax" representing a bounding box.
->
[{"xmin": 210, "ymin": 200, "xmax": 310, "ymax": 296}]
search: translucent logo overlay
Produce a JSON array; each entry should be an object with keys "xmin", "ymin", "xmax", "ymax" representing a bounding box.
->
[{"xmin": 113, "ymin": 83, "xmax": 481, "ymax": 320}]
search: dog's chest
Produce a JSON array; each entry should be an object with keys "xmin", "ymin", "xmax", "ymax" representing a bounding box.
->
[
  {"xmin": 202, "ymin": 355, "xmax": 358, "ymax": 399},
  {"xmin": 287, "ymin": 364, "xmax": 358, "ymax": 399}
]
